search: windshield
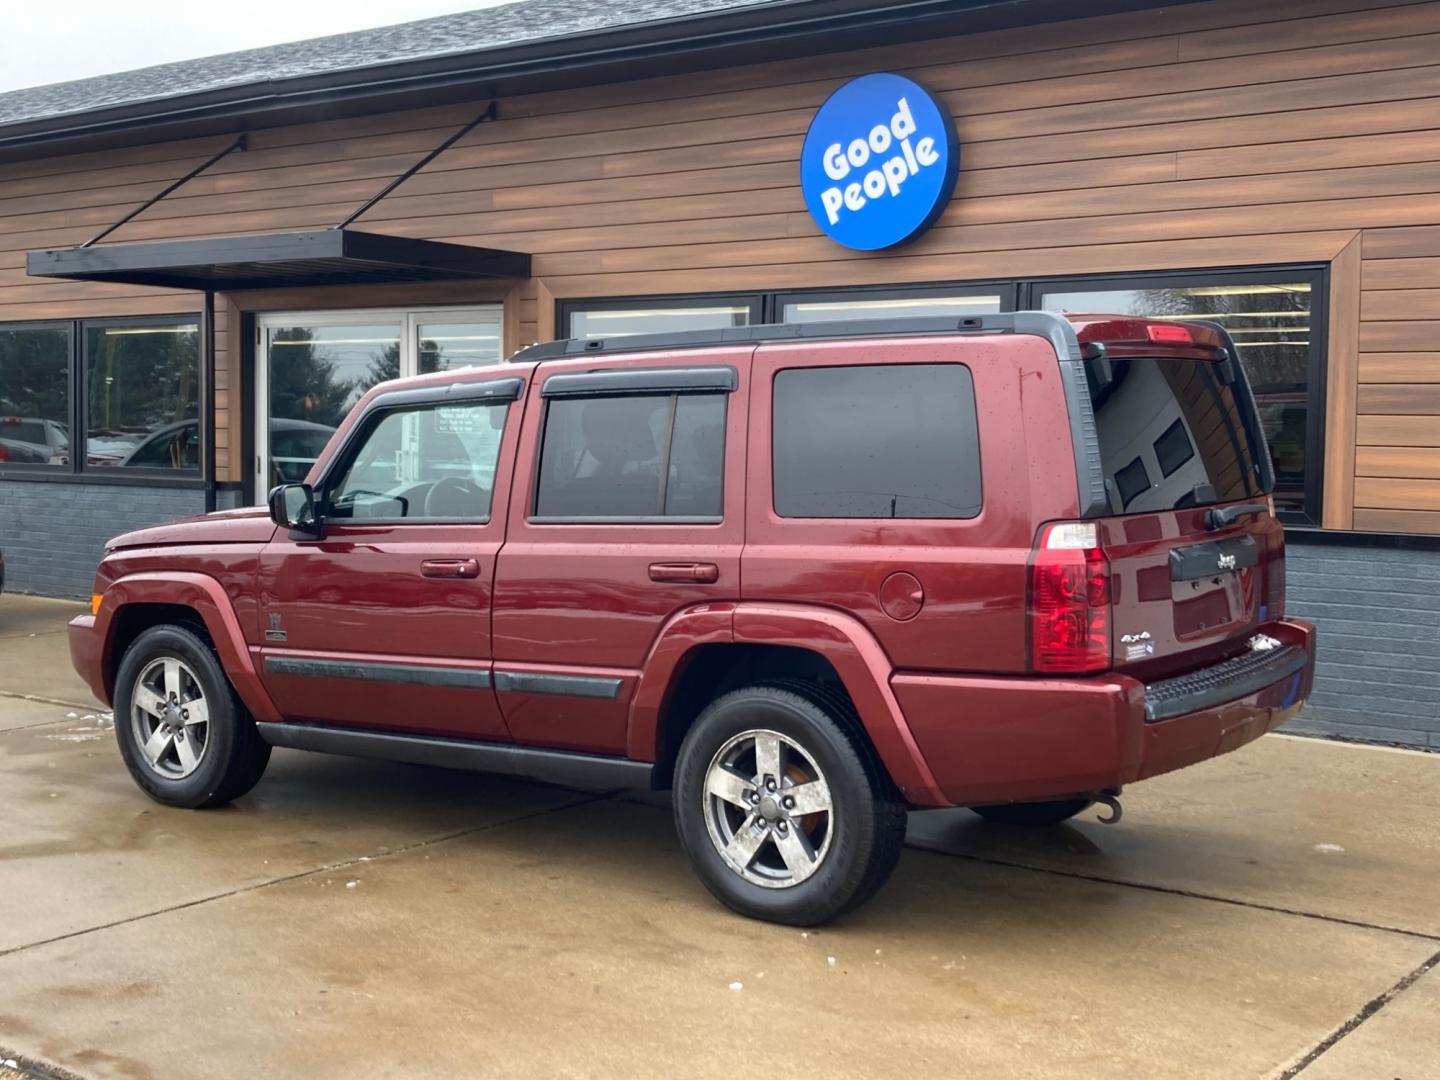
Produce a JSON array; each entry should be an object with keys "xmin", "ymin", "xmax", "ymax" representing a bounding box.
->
[{"xmin": 1088, "ymin": 356, "xmax": 1267, "ymax": 514}]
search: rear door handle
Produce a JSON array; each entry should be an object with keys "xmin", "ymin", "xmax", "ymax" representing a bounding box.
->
[
  {"xmin": 422, "ymin": 558, "xmax": 481, "ymax": 579},
  {"xmin": 648, "ymin": 561, "xmax": 720, "ymax": 584}
]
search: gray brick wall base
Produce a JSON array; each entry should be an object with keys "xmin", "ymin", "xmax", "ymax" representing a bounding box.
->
[
  {"xmin": 0, "ymin": 479, "xmax": 240, "ymax": 598},
  {"xmin": 1282, "ymin": 537, "xmax": 1440, "ymax": 750}
]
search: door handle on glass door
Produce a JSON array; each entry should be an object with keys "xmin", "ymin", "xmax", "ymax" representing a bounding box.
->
[
  {"xmin": 648, "ymin": 562, "xmax": 720, "ymax": 584},
  {"xmin": 421, "ymin": 558, "xmax": 481, "ymax": 579}
]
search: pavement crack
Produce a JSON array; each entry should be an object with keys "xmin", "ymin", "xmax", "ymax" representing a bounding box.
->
[
  {"xmin": 1277, "ymin": 948, "xmax": 1440, "ymax": 1078},
  {"xmin": 0, "ymin": 791, "xmax": 609, "ymax": 962},
  {"xmin": 907, "ymin": 844, "xmax": 1440, "ymax": 944}
]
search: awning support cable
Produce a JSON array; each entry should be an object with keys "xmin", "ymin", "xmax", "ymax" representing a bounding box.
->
[
  {"xmin": 334, "ymin": 100, "xmax": 497, "ymax": 230},
  {"xmin": 81, "ymin": 134, "xmax": 248, "ymax": 248}
]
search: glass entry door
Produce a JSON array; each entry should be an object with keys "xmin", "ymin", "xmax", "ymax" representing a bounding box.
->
[{"xmin": 255, "ymin": 307, "xmax": 502, "ymax": 494}]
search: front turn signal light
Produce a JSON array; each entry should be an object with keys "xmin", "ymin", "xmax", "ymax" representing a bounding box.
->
[{"xmin": 91, "ymin": 593, "xmax": 104, "ymax": 616}]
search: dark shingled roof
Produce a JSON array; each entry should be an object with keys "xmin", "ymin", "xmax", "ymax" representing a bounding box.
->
[{"xmin": 0, "ymin": 0, "xmax": 775, "ymax": 129}]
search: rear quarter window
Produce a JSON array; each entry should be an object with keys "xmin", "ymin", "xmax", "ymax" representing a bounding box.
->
[{"xmin": 771, "ymin": 363, "xmax": 982, "ymax": 519}]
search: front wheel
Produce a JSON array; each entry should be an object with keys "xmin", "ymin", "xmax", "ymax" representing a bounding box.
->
[
  {"xmin": 113, "ymin": 624, "xmax": 271, "ymax": 809},
  {"xmin": 673, "ymin": 683, "xmax": 906, "ymax": 926}
]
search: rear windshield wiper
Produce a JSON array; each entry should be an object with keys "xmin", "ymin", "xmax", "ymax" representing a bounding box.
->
[{"xmin": 1204, "ymin": 502, "xmax": 1268, "ymax": 531}]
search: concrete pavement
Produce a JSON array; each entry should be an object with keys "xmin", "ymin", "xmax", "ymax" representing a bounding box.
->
[{"xmin": 2, "ymin": 593, "xmax": 1438, "ymax": 1079}]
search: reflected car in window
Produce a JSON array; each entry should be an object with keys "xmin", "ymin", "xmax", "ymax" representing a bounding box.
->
[{"xmin": 0, "ymin": 416, "xmax": 69, "ymax": 465}]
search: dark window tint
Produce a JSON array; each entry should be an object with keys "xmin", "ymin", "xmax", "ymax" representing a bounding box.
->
[
  {"xmin": 1088, "ymin": 357, "xmax": 1264, "ymax": 514},
  {"xmin": 0, "ymin": 326, "xmax": 71, "ymax": 467},
  {"xmin": 85, "ymin": 321, "xmax": 199, "ymax": 471},
  {"xmin": 772, "ymin": 364, "xmax": 982, "ymax": 519},
  {"xmin": 535, "ymin": 392, "xmax": 725, "ymax": 519}
]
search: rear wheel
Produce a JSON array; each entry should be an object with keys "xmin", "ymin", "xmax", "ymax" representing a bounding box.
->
[
  {"xmin": 673, "ymin": 683, "xmax": 906, "ymax": 926},
  {"xmin": 113, "ymin": 624, "xmax": 271, "ymax": 809},
  {"xmin": 971, "ymin": 797, "xmax": 1093, "ymax": 827}
]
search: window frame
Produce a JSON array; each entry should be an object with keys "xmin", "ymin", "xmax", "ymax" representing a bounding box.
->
[
  {"xmin": 558, "ymin": 265, "xmax": 1327, "ymax": 527},
  {"xmin": 1022, "ymin": 265, "xmax": 1327, "ymax": 527},
  {"xmin": 0, "ymin": 319, "xmax": 75, "ymax": 475},
  {"xmin": 529, "ymin": 385, "xmax": 730, "ymax": 526},
  {"xmin": 558, "ymin": 294, "xmax": 765, "ymax": 341},
  {"xmin": 772, "ymin": 280, "xmax": 1019, "ymax": 322},
  {"xmin": 0, "ymin": 312, "xmax": 212, "ymax": 488}
]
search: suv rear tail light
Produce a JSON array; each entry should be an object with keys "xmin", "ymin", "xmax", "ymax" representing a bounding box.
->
[
  {"xmin": 1028, "ymin": 521, "xmax": 1111, "ymax": 674},
  {"xmin": 0, "ymin": 444, "xmax": 8, "ymax": 462}
]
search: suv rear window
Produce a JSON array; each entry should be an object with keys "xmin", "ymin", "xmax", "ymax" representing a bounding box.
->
[
  {"xmin": 772, "ymin": 364, "xmax": 982, "ymax": 519},
  {"xmin": 1089, "ymin": 356, "xmax": 1265, "ymax": 514}
]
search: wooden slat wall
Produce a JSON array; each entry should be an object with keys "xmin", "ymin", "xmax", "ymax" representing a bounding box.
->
[{"xmin": 2, "ymin": 0, "xmax": 1440, "ymax": 523}]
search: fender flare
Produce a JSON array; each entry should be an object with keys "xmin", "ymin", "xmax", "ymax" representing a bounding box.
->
[
  {"xmin": 627, "ymin": 601, "xmax": 946, "ymax": 807},
  {"xmin": 97, "ymin": 572, "xmax": 281, "ymax": 723}
]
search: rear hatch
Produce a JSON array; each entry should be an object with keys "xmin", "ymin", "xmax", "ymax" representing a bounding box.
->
[{"xmin": 1070, "ymin": 317, "xmax": 1285, "ymax": 680}]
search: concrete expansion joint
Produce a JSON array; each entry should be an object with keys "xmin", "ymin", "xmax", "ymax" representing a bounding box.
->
[
  {"xmin": 0, "ymin": 790, "xmax": 612, "ymax": 963},
  {"xmin": 917, "ymin": 849, "xmax": 1440, "ymax": 946},
  {"xmin": 1279, "ymin": 948, "xmax": 1440, "ymax": 1078}
]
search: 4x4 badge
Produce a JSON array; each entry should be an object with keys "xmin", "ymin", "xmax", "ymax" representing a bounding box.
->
[
  {"xmin": 265, "ymin": 614, "xmax": 288, "ymax": 642},
  {"xmin": 1218, "ymin": 553, "xmax": 1238, "ymax": 571}
]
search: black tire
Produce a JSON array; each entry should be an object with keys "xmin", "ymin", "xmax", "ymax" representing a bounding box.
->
[
  {"xmin": 971, "ymin": 797, "xmax": 1093, "ymax": 827},
  {"xmin": 113, "ymin": 623, "xmax": 271, "ymax": 809},
  {"xmin": 672, "ymin": 682, "xmax": 907, "ymax": 926}
]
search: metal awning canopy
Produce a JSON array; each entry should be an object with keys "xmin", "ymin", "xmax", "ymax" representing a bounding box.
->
[{"xmin": 25, "ymin": 228, "xmax": 530, "ymax": 290}]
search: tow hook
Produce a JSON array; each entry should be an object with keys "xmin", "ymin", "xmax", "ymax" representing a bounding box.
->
[{"xmin": 1095, "ymin": 795, "xmax": 1123, "ymax": 825}]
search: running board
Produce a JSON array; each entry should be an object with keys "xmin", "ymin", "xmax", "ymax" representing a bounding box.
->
[{"xmin": 255, "ymin": 722, "xmax": 653, "ymax": 790}]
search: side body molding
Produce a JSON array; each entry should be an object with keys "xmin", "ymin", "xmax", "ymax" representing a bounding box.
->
[
  {"xmin": 96, "ymin": 572, "xmax": 281, "ymax": 723},
  {"xmin": 626, "ymin": 601, "xmax": 945, "ymax": 807}
]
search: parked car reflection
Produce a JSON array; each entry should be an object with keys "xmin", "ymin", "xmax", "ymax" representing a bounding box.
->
[{"xmin": 0, "ymin": 416, "xmax": 69, "ymax": 465}]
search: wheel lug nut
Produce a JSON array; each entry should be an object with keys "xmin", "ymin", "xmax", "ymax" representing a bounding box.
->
[
  {"xmin": 777, "ymin": 822, "xmax": 788, "ymax": 835},
  {"xmin": 783, "ymin": 796, "xmax": 795, "ymax": 810},
  {"xmin": 765, "ymin": 779, "xmax": 776, "ymax": 792}
]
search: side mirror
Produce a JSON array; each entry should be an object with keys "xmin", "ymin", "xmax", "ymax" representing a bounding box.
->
[{"xmin": 268, "ymin": 483, "xmax": 321, "ymax": 537}]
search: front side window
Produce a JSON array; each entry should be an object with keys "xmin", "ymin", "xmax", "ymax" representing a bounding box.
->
[
  {"xmin": 535, "ymin": 393, "xmax": 726, "ymax": 520},
  {"xmin": 1039, "ymin": 277, "xmax": 1318, "ymax": 519},
  {"xmin": 0, "ymin": 325, "xmax": 71, "ymax": 467},
  {"xmin": 772, "ymin": 364, "xmax": 982, "ymax": 519},
  {"xmin": 325, "ymin": 400, "xmax": 506, "ymax": 521},
  {"xmin": 85, "ymin": 320, "xmax": 199, "ymax": 471}
]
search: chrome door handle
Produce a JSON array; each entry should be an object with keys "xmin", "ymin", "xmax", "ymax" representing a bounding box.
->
[
  {"xmin": 648, "ymin": 562, "xmax": 719, "ymax": 584},
  {"xmin": 422, "ymin": 558, "xmax": 480, "ymax": 579}
]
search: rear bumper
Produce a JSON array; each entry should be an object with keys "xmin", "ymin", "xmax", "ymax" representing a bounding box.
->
[
  {"xmin": 68, "ymin": 614, "xmax": 109, "ymax": 705},
  {"xmin": 894, "ymin": 618, "xmax": 1316, "ymax": 808}
]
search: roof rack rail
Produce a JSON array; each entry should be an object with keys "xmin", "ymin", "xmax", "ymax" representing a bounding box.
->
[{"xmin": 510, "ymin": 311, "xmax": 1083, "ymax": 364}]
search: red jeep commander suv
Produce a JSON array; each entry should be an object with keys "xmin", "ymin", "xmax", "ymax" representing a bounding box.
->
[{"xmin": 70, "ymin": 312, "xmax": 1315, "ymax": 925}]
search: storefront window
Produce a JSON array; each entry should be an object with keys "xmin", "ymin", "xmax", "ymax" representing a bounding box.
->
[
  {"xmin": 1037, "ymin": 276, "xmax": 1321, "ymax": 522},
  {"xmin": 0, "ymin": 324, "xmax": 71, "ymax": 467},
  {"xmin": 567, "ymin": 300, "xmax": 758, "ymax": 340},
  {"xmin": 84, "ymin": 320, "xmax": 199, "ymax": 471},
  {"xmin": 418, "ymin": 316, "xmax": 503, "ymax": 373},
  {"xmin": 779, "ymin": 291, "xmax": 1006, "ymax": 323}
]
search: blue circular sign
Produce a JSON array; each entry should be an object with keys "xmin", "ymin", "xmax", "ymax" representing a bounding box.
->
[{"xmin": 800, "ymin": 73, "xmax": 960, "ymax": 251}]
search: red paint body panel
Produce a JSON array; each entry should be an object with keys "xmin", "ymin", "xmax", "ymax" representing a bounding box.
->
[
  {"xmin": 73, "ymin": 570, "xmax": 281, "ymax": 723},
  {"xmin": 895, "ymin": 618, "xmax": 1315, "ymax": 806},
  {"xmin": 743, "ymin": 335, "xmax": 1079, "ymax": 675},
  {"xmin": 490, "ymin": 347, "xmax": 752, "ymax": 754},
  {"xmin": 626, "ymin": 603, "xmax": 736, "ymax": 761}
]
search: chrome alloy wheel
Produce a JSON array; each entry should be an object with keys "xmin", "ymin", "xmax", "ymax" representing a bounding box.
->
[
  {"xmin": 130, "ymin": 657, "xmax": 211, "ymax": 780},
  {"xmin": 702, "ymin": 728, "xmax": 834, "ymax": 888}
]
